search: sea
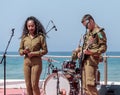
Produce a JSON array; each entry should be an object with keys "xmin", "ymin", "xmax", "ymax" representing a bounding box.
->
[{"xmin": 0, "ymin": 51, "xmax": 120, "ymax": 82}]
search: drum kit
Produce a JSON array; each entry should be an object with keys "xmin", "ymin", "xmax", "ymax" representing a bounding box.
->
[{"xmin": 43, "ymin": 59, "xmax": 81, "ymax": 95}]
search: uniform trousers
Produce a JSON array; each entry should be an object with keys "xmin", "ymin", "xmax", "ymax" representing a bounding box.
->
[
  {"xmin": 24, "ymin": 57, "xmax": 42, "ymax": 95},
  {"xmin": 82, "ymin": 61, "xmax": 99, "ymax": 95}
]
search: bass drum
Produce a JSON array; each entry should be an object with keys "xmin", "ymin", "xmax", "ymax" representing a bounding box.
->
[{"xmin": 43, "ymin": 73, "xmax": 70, "ymax": 95}]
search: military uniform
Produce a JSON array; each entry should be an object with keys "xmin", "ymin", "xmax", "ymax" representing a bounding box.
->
[
  {"xmin": 72, "ymin": 26, "xmax": 107, "ymax": 95},
  {"xmin": 19, "ymin": 34, "xmax": 48, "ymax": 95}
]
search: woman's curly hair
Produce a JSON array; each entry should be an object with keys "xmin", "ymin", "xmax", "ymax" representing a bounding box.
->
[{"xmin": 20, "ymin": 16, "xmax": 46, "ymax": 38}]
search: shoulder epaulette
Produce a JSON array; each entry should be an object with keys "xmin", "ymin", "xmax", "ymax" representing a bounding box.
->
[
  {"xmin": 97, "ymin": 28, "xmax": 104, "ymax": 39},
  {"xmin": 99, "ymin": 28, "xmax": 104, "ymax": 32}
]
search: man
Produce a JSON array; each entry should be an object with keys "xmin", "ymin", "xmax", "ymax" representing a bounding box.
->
[{"xmin": 72, "ymin": 14, "xmax": 107, "ymax": 95}]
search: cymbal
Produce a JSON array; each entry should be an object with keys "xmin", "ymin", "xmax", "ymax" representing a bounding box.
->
[{"xmin": 42, "ymin": 57, "xmax": 59, "ymax": 63}]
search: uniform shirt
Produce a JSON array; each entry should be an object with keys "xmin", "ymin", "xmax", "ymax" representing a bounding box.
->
[
  {"xmin": 72, "ymin": 26, "xmax": 107, "ymax": 65},
  {"xmin": 19, "ymin": 34, "xmax": 48, "ymax": 65},
  {"xmin": 84, "ymin": 27, "xmax": 107, "ymax": 55}
]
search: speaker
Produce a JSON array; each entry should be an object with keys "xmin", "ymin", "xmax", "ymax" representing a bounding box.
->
[{"xmin": 98, "ymin": 85, "xmax": 120, "ymax": 95}]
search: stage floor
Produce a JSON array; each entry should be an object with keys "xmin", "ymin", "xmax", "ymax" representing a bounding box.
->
[{"xmin": 0, "ymin": 88, "xmax": 45, "ymax": 95}]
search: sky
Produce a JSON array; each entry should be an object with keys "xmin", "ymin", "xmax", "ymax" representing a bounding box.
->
[{"xmin": 0, "ymin": 0, "xmax": 120, "ymax": 52}]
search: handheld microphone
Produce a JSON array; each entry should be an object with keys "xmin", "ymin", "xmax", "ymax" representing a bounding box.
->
[
  {"xmin": 25, "ymin": 46, "xmax": 29, "ymax": 50},
  {"xmin": 51, "ymin": 20, "xmax": 57, "ymax": 31}
]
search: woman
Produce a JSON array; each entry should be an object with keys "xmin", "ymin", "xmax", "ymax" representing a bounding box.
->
[{"xmin": 19, "ymin": 16, "xmax": 48, "ymax": 95}]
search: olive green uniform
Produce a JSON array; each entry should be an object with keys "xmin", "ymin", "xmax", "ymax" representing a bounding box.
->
[
  {"xmin": 72, "ymin": 27, "xmax": 107, "ymax": 95},
  {"xmin": 19, "ymin": 34, "xmax": 48, "ymax": 95}
]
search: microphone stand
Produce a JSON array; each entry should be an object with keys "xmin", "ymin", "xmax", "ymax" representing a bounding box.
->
[
  {"xmin": 46, "ymin": 26, "xmax": 56, "ymax": 34},
  {"xmin": 46, "ymin": 20, "xmax": 57, "ymax": 34},
  {"xmin": 78, "ymin": 27, "xmax": 87, "ymax": 95},
  {"xmin": 0, "ymin": 29, "xmax": 14, "ymax": 95}
]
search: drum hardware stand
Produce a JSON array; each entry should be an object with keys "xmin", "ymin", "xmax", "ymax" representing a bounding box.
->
[
  {"xmin": 47, "ymin": 59, "xmax": 54, "ymax": 75},
  {"xmin": 0, "ymin": 29, "xmax": 14, "ymax": 95},
  {"xmin": 56, "ymin": 67, "xmax": 62, "ymax": 95},
  {"xmin": 47, "ymin": 63, "xmax": 51, "ymax": 75}
]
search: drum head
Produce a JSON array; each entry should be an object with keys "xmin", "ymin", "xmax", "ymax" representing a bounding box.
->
[{"xmin": 44, "ymin": 73, "xmax": 70, "ymax": 95}]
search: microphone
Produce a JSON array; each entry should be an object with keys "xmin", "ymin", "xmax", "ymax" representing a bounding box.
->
[
  {"xmin": 51, "ymin": 20, "xmax": 57, "ymax": 31},
  {"xmin": 12, "ymin": 28, "xmax": 15, "ymax": 31},
  {"xmin": 11, "ymin": 28, "xmax": 15, "ymax": 36},
  {"xmin": 25, "ymin": 46, "xmax": 29, "ymax": 50},
  {"xmin": 85, "ymin": 20, "xmax": 89, "ymax": 29}
]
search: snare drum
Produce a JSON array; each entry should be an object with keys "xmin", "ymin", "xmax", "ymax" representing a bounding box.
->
[{"xmin": 43, "ymin": 73, "xmax": 70, "ymax": 95}]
